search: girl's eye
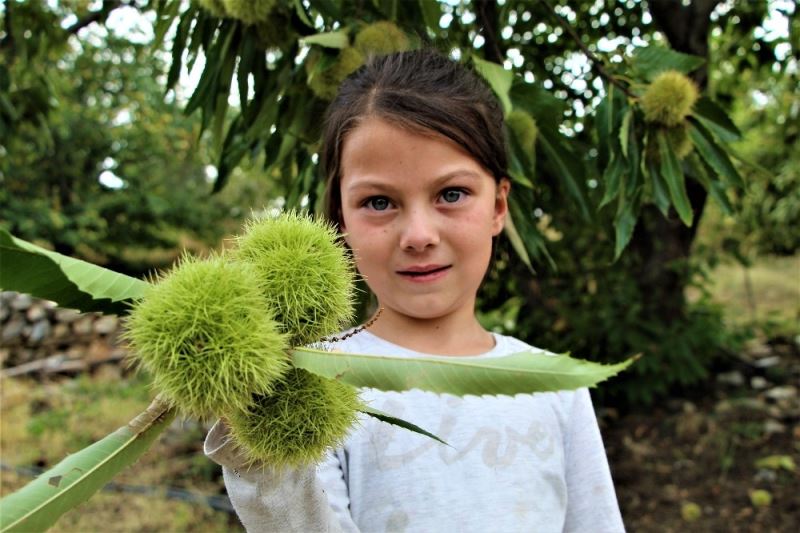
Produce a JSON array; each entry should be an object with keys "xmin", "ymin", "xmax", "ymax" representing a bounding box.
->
[
  {"xmin": 365, "ymin": 196, "xmax": 391, "ymax": 211},
  {"xmin": 440, "ymin": 188, "xmax": 465, "ymax": 203}
]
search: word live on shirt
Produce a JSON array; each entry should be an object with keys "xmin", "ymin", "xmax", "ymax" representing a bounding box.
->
[{"xmin": 205, "ymin": 331, "xmax": 626, "ymax": 533}]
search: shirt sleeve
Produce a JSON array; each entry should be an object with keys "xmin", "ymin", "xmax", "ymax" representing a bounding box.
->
[
  {"xmin": 204, "ymin": 419, "xmax": 360, "ymax": 533},
  {"xmin": 562, "ymin": 389, "xmax": 626, "ymax": 533}
]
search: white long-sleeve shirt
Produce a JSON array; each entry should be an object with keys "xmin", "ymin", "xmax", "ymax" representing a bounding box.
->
[{"xmin": 204, "ymin": 332, "xmax": 625, "ymax": 532}]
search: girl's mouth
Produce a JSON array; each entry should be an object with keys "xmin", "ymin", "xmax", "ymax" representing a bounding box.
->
[{"xmin": 397, "ymin": 265, "xmax": 451, "ymax": 282}]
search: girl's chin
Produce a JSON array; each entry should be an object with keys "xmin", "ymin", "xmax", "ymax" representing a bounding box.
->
[{"xmin": 381, "ymin": 302, "xmax": 463, "ymax": 323}]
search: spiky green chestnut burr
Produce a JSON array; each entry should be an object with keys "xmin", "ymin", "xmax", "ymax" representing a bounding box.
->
[
  {"xmin": 222, "ymin": 0, "xmax": 276, "ymax": 25},
  {"xmin": 235, "ymin": 212, "xmax": 356, "ymax": 345},
  {"xmin": 640, "ymin": 70, "xmax": 699, "ymax": 127},
  {"xmin": 255, "ymin": 9, "xmax": 295, "ymax": 49},
  {"xmin": 196, "ymin": 0, "xmax": 227, "ymax": 18},
  {"xmin": 507, "ymin": 109, "xmax": 538, "ymax": 155},
  {"xmin": 228, "ymin": 369, "xmax": 361, "ymax": 468},
  {"xmin": 124, "ymin": 254, "xmax": 289, "ymax": 418},
  {"xmin": 354, "ymin": 21, "xmax": 409, "ymax": 56},
  {"xmin": 666, "ymin": 124, "xmax": 693, "ymax": 159},
  {"xmin": 308, "ymin": 47, "xmax": 365, "ymax": 101}
]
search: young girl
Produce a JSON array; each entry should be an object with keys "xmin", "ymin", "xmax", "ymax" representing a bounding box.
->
[{"xmin": 205, "ymin": 49, "xmax": 625, "ymax": 532}]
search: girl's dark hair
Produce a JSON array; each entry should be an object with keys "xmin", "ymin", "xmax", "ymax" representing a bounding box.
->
[{"xmin": 321, "ymin": 49, "xmax": 508, "ymax": 228}]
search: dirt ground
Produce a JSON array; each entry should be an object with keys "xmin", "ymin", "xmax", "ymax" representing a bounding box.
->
[{"xmin": 606, "ymin": 336, "xmax": 799, "ymax": 532}]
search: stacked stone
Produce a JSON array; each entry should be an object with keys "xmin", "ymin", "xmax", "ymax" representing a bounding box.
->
[{"xmin": 0, "ymin": 291, "xmax": 123, "ymax": 373}]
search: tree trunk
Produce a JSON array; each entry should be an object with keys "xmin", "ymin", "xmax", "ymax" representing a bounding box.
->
[{"xmin": 629, "ymin": 0, "xmax": 720, "ymax": 322}]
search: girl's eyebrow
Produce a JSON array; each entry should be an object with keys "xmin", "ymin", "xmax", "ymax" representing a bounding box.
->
[{"xmin": 344, "ymin": 169, "xmax": 484, "ymax": 194}]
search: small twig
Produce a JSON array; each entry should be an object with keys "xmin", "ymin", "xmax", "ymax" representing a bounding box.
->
[
  {"xmin": 538, "ymin": 0, "xmax": 636, "ymax": 99},
  {"xmin": 63, "ymin": 0, "xmax": 143, "ymax": 36}
]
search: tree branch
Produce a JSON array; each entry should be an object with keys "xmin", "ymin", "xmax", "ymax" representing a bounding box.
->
[
  {"xmin": 475, "ymin": 0, "xmax": 504, "ymax": 64},
  {"xmin": 538, "ymin": 0, "xmax": 636, "ymax": 98},
  {"xmin": 64, "ymin": 0, "xmax": 121, "ymax": 35},
  {"xmin": 64, "ymin": 0, "xmax": 127, "ymax": 36}
]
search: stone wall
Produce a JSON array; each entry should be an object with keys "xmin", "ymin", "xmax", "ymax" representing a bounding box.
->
[{"xmin": 0, "ymin": 292, "xmax": 124, "ymax": 374}]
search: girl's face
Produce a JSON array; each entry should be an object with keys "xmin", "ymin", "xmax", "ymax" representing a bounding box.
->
[{"xmin": 339, "ymin": 117, "xmax": 509, "ymax": 326}]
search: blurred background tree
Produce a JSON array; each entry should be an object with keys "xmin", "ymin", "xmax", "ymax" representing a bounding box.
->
[
  {"xmin": 0, "ymin": 0, "xmax": 273, "ymax": 276},
  {"xmin": 1, "ymin": 0, "xmax": 796, "ymax": 404}
]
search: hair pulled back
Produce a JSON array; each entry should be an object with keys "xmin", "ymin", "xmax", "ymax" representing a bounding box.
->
[{"xmin": 321, "ymin": 49, "xmax": 508, "ymax": 228}]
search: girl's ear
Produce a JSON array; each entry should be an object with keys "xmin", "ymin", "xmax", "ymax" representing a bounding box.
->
[{"xmin": 491, "ymin": 178, "xmax": 511, "ymax": 236}]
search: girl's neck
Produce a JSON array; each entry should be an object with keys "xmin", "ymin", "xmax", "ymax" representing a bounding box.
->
[{"xmin": 365, "ymin": 306, "xmax": 495, "ymax": 356}]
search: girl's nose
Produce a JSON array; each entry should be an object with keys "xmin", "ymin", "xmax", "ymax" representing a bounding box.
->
[{"xmin": 399, "ymin": 208, "xmax": 440, "ymax": 251}]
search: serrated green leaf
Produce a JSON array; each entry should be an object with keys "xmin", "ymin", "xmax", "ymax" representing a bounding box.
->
[
  {"xmin": 688, "ymin": 120, "xmax": 744, "ymax": 189},
  {"xmin": 292, "ymin": 347, "xmax": 633, "ymax": 396},
  {"xmin": 300, "ymin": 30, "xmax": 349, "ymax": 49},
  {"xmin": 692, "ymin": 97, "xmax": 741, "ymax": 143},
  {"xmin": 506, "ymin": 123, "xmax": 536, "ymax": 187},
  {"xmin": 503, "ymin": 208, "xmax": 534, "ymax": 274},
  {"xmin": 510, "ymin": 79, "xmax": 564, "ymax": 129},
  {"xmin": 619, "ymin": 109, "xmax": 632, "ymax": 158},
  {"xmin": 600, "ymin": 151, "xmax": 626, "ymax": 209},
  {"xmin": 165, "ymin": 6, "xmax": 195, "ymax": 91},
  {"xmin": 538, "ymin": 130, "xmax": 590, "ymax": 220},
  {"xmin": 293, "ymin": 0, "xmax": 314, "ymax": 27},
  {"xmin": 595, "ymin": 94, "xmax": 611, "ymax": 157},
  {"xmin": 613, "ymin": 201, "xmax": 637, "ymax": 261},
  {"xmin": 0, "ymin": 399, "xmax": 175, "ymax": 533},
  {"xmin": 657, "ymin": 130, "xmax": 693, "ymax": 226},
  {"xmin": 153, "ymin": 0, "xmax": 183, "ymax": 51},
  {"xmin": 625, "ymin": 117, "xmax": 642, "ymax": 195},
  {"xmin": 0, "ymin": 230, "xmax": 148, "ymax": 315},
  {"xmin": 472, "ymin": 56, "xmax": 513, "ymax": 115},
  {"xmin": 687, "ymin": 153, "xmax": 734, "ymax": 215},
  {"xmin": 631, "ymin": 46, "xmax": 705, "ymax": 80},
  {"xmin": 508, "ymin": 191, "xmax": 555, "ymax": 270},
  {"xmin": 644, "ymin": 156, "xmax": 671, "ymax": 217},
  {"xmin": 360, "ymin": 406, "xmax": 449, "ymax": 446}
]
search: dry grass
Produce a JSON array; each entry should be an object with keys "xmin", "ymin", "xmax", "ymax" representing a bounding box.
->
[
  {"xmin": 0, "ymin": 373, "xmax": 242, "ymax": 532},
  {"xmin": 689, "ymin": 254, "xmax": 799, "ymax": 335}
]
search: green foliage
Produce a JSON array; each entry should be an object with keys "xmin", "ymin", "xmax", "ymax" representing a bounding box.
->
[
  {"xmin": 124, "ymin": 254, "xmax": 289, "ymax": 418},
  {"xmin": 228, "ymin": 369, "xmax": 361, "ymax": 468},
  {"xmin": 738, "ymin": 167, "xmax": 800, "ymax": 255},
  {"xmin": 222, "ymin": 0, "xmax": 277, "ymax": 25},
  {"xmin": 235, "ymin": 212, "xmax": 356, "ymax": 346},
  {"xmin": 667, "ymin": 124, "xmax": 693, "ymax": 160},
  {"xmin": 506, "ymin": 109, "xmax": 539, "ymax": 156},
  {"xmin": 307, "ymin": 47, "xmax": 366, "ymax": 100},
  {"xmin": 0, "ymin": 6, "xmax": 256, "ymax": 276},
  {"xmin": 716, "ymin": 65, "xmax": 800, "ymax": 256},
  {"xmin": 196, "ymin": 0, "xmax": 227, "ymax": 19},
  {"xmin": 496, "ymin": 231, "xmax": 735, "ymax": 405}
]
